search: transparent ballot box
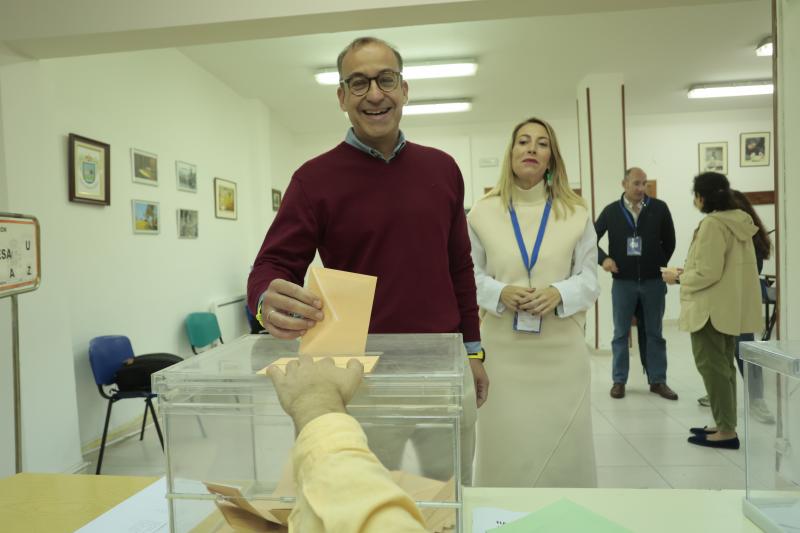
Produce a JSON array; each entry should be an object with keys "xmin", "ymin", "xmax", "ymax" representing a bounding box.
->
[
  {"xmin": 741, "ymin": 341, "xmax": 800, "ymax": 532},
  {"xmin": 152, "ymin": 334, "xmax": 466, "ymax": 533}
]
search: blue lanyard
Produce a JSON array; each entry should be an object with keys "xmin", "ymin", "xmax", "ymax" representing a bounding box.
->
[
  {"xmin": 509, "ymin": 200, "xmax": 552, "ymax": 277},
  {"xmin": 618, "ymin": 197, "xmax": 648, "ymax": 234}
]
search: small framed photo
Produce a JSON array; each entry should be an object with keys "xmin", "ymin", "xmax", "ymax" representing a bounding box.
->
[
  {"xmin": 131, "ymin": 199, "xmax": 160, "ymax": 234},
  {"xmin": 271, "ymin": 189, "xmax": 282, "ymax": 212},
  {"xmin": 177, "ymin": 209, "xmax": 198, "ymax": 239},
  {"xmin": 214, "ymin": 178, "xmax": 237, "ymax": 220},
  {"xmin": 176, "ymin": 161, "xmax": 197, "ymax": 192},
  {"xmin": 68, "ymin": 133, "xmax": 110, "ymax": 205},
  {"xmin": 131, "ymin": 148, "xmax": 158, "ymax": 186},
  {"xmin": 740, "ymin": 132, "xmax": 770, "ymax": 167},
  {"xmin": 698, "ymin": 142, "xmax": 728, "ymax": 175}
]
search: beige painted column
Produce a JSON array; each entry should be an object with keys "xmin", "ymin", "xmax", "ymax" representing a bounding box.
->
[
  {"xmin": 576, "ymin": 74, "xmax": 626, "ymax": 350},
  {"xmin": 776, "ymin": 0, "xmax": 800, "ymax": 338}
]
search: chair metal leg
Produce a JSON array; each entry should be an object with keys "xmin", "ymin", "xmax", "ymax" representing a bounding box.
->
[
  {"xmin": 765, "ymin": 307, "xmax": 778, "ymax": 341},
  {"xmin": 140, "ymin": 401, "xmax": 149, "ymax": 441},
  {"xmin": 96, "ymin": 398, "xmax": 115, "ymax": 475},
  {"xmin": 147, "ymin": 397, "xmax": 165, "ymax": 450}
]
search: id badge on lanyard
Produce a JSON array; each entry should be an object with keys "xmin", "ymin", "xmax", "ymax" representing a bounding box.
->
[
  {"xmin": 510, "ymin": 200, "xmax": 551, "ymax": 335},
  {"xmin": 514, "ymin": 309, "xmax": 542, "ymax": 334},
  {"xmin": 627, "ymin": 236, "xmax": 642, "ymax": 256},
  {"xmin": 620, "ymin": 199, "xmax": 645, "ymax": 257}
]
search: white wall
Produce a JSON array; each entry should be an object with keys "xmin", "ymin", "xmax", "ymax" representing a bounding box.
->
[
  {"xmin": 0, "ymin": 74, "xmax": 11, "ymax": 477},
  {"xmin": 0, "ymin": 48, "xmax": 292, "ymax": 474}
]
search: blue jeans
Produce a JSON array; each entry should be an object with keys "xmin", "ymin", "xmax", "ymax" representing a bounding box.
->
[{"xmin": 611, "ymin": 278, "xmax": 668, "ymax": 384}]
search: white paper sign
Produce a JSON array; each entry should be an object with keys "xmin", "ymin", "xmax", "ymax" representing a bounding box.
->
[
  {"xmin": 472, "ymin": 506, "xmax": 528, "ymax": 533},
  {"xmin": 0, "ymin": 214, "xmax": 40, "ymax": 298}
]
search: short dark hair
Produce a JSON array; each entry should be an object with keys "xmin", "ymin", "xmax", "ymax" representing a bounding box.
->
[
  {"xmin": 693, "ymin": 172, "xmax": 734, "ymax": 213},
  {"xmin": 336, "ymin": 37, "xmax": 403, "ymax": 78}
]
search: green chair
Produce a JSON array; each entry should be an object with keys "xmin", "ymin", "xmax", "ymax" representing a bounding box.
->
[{"xmin": 185, "ymin": 312, "xmax": 224, "ymax": 354}]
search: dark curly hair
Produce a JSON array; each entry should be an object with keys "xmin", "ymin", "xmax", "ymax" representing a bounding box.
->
[{"xmin": 693, "ymin": 172, "xmax": 734, "ymax": 213}]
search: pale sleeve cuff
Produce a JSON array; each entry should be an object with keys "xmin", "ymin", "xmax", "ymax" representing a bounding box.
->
[{"xmin": 293, "ymin": 413, "xmax": 367, "ymax": 482}]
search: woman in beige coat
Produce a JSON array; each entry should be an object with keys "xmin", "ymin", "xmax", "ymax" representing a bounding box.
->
[{"xmin": 663, "ymin": 172, "xmax": 762, "ymax": 449}]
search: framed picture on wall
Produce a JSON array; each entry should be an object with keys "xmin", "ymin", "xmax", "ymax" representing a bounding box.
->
[
  {"xmin": 177, "ymin": 208, "xmax": 198, "ymax": 238},
  {"xmin": 131, "ymin": 199, "xmax": 160, "ymax": 234},
  {"xmin": 271, "ymin": 189, "xmax": 282, "ymax": 212},
  {"xmin": 698, "ymin": 142, "xmax": 728, "ymax": 175},
  {"xmin": 68, "ymin": 133, "xmax": 110, "ymax": 205},
  {"xmin": 740, "ymin": 132, "xmax": 770, "ymax": 167},
  {"xmin": 214, "ymin": 178, "xmax": 237, "ymax": 220},
  {"xmin": 131, "ymin": 148, "xmax": 159, "ymax": 186},
  {"xmin": 176, "ymin": 161, "xmax": 197, "ymax": 192}
]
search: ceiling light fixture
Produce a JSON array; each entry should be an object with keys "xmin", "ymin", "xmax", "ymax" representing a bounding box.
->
[
  {"xmin": 404, "ymin": 99, "xmax": 472, "ymax": 116},
  {"xmin": 315, "ymin": 59, "xmax": 478, "ymax": 85},
  {"xmin": 687, "ymin": 81, "xmax": 773, "ymax": 99},
  {"xmin": 755, "ymin": 37, "xmax": 773, "ymax": 57}
]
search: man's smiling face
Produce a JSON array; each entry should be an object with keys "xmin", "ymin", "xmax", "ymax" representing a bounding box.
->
[{"xmin": 337, "ymin": 42, "xmax": 408, "ymax": 153}]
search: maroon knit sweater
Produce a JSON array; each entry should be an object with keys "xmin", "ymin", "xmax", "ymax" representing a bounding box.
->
[{"xmin": 247, "ymin": 141, "xmax": 480, "ymax": 343}]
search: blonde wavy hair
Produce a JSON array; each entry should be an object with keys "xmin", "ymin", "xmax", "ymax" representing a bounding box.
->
[{"xmin": 487, "ymin": 117, "xmax": 585, "ymax": 219}]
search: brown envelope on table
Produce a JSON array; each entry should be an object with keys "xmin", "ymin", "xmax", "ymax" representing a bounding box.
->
[
  {"xmin": 299, "ymin": 267, "xmax": 377, "ymax": 356},
  {"xmin": 206, "ymin": 469, "xmax": 454, "ymax": 533}
]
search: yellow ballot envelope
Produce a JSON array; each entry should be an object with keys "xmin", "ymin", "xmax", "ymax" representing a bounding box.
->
[{"xmin": 298, "ymin": 266, "xmax": 377, "ymax": 355}]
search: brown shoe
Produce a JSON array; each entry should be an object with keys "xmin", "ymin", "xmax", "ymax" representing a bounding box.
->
[
  {"xmin": 650, "ymin": 383, "xmax": 678, "ymax": 400},
  {"xmin": 610, "ymin": 383, "xmax": 625, "ymax": 399}
]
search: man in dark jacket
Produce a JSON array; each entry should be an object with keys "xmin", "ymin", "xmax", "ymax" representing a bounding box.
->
[{"xmin": 596, "ymin": 167, "xmax": 678, "ymax": 400}]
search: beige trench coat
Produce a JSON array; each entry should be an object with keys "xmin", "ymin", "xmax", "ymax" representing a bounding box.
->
[{"xmin": 679, "ymin": 209, "xmax": 763, "ymax": 335}]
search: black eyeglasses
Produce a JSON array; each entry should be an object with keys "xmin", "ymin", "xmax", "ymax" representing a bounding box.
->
[{"xmin": 340, "ymin": 70, "xmax": 402, "ymax": 96}]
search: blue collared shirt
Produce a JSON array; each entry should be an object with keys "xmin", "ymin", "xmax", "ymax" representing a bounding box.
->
[{"xmin": 344, "ymin": 128, "xmax": 407, "ymax": 162}]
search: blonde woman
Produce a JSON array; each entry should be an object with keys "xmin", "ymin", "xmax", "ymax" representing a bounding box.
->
[{"xmin": 468, "ymin": 117, "xmax": 600, "ymax": 487}]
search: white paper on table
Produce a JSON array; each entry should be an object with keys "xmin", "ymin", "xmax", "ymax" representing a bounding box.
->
[
  {"xmin": 75, "ymin": 477, "xmax": 168, "ymax": 533},
  {"xmin": 471, "ymin": 506, "xmax": 528, "ymax": 533}
]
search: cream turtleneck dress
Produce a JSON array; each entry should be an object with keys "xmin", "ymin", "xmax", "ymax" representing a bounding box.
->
[{"xmin": 467, "ymin": 181, "xmax": 599, "ymax": 487}]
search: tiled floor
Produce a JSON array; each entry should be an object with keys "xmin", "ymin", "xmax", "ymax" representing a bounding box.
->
[
  {"xmin": 590, "ymin": 321, "xmax": 761, "ymax": 490},
  {"xmin": 85, "ymin": 322, "xmax": 776, "ymax": 489}
]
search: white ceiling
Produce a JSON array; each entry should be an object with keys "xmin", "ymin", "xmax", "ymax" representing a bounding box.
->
[{"xmin": 178, "ymin": 0, "xmax": 772, "ymax": 135}]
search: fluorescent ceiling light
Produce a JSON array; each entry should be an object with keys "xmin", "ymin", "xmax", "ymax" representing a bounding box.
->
[
  {"xmin": 756, "ymin": 37, "xmax": 773, "ymax": 57},
  {"xmin": 404, "ymin": 100, "xmax": 472, "ymax": 116},
  {"xmin": 687, "ymin": 81, "xmax": 773, "ymax": 99},
  {"xmin": 403, "ymin": 60, "xmax": 478, "ymax": 80},
  {"xmin": 315, "ymin": 71, "xmax": 341, "ymax": 85},
  {"xmin": 315, "ymin": 59, "xmax": 478, "ymax": 85}
]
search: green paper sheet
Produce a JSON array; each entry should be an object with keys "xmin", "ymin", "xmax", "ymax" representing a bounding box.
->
[{"xmin": 488, "ymin": 499, "xmax": 633, "ymax": 533}]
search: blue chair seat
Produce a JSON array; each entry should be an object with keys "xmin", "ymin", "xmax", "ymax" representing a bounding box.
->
[{"xmin": 88, "ymin": 335, "xmax": 179, "ymax": 475}]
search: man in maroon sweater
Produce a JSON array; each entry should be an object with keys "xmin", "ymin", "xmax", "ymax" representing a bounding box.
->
[{"xmin": 247, "ymin": 37, "xmax": 487, "ymax": 483}]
